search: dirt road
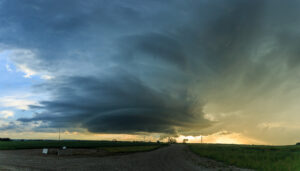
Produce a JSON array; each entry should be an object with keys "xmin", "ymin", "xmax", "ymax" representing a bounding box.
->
[{"xmin": 0, "ymin": 144, "xmax": 251, "ymax": 171}]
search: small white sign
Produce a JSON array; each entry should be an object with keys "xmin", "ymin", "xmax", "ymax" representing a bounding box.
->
[
  {"xmin": 62, "ymin": 146, "xmax": 67, "ymax": 150},
  {"xmin": 42, "ymin": 148, "xmax": 48, "ymax": 154}
]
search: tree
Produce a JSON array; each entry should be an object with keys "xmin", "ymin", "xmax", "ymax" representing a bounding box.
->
[
  {"xmin": 168, "ymin": 137, "xmax": 177, "ymax": 144},
  {"xmin": 183, "ymin": 139, "xmax": 188, "ymax": 144},
  {"xmin": 0, "ymin": 138, "xmax": 10, "ymax": 141}
]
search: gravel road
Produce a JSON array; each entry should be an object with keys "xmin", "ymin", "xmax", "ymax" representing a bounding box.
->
[{"xmin": 0, "ymin": 144, "xmax": 252, "ymax": 171}]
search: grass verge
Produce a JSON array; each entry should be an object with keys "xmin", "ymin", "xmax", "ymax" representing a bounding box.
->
[{"xmin": 189, "ymin": 144, "xmax": 300, "ymax": 171}]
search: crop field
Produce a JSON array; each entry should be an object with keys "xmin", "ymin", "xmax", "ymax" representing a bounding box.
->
[
  {"xmin": 189, "ymin": 143, "xmax": 300, "ymax": 171},
  {"xmin": 0, "ymin": 140, "xmax": 164, "ymax": 152},
  {"xmin": 102, "ymin": 145, "xmax": 161, "ymax": 153}
]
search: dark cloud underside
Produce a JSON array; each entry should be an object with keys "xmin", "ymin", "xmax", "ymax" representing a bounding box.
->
[
  {"xmin": 20, "ymin": 75, "xmax": 209, "ymax": 134},
  {"xmin": 1, "ymin": 0, "xmax": 300, "ymax": 140}
]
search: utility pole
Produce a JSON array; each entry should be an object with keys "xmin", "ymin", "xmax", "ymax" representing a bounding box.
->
[
  {"xmin": 201, "ymin": 136, "xmax": 203, "ymax": 144},
  {"xmin": 59, "ymin": 128, "xmax": 61, "ymax": 141},
  {"xmin": 58, "ymin": 128, "xmax": 61, "ymax": 160}
]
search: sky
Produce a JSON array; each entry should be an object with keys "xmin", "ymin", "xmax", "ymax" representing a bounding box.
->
[{"xmin": 1, "ymin": 0, "xmax": 300, "ymax": 145}]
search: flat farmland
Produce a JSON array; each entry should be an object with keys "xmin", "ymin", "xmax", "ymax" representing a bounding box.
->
[
  {"xmin": 0, "ymin": 142, "xmax": 250, "ymax": 171},
  {"xmin": 0, "ymin": 140, "xmax": 161, "ymax": 150},
  {"xmin": 3, "ymin": 141, "xmax": 298, "ymax": 171}
]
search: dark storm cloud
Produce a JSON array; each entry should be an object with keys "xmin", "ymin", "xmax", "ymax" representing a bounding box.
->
[
  {"xmin": 19, "ymin": 74, "xmax": 209, "ymax": 134},
  {"xmin": 117, "ymin": 33, "xmax": 187, "ymax": 68},
  {"xmin": 2, "ymin": 0, "xmax": 300, "ymax": 138},
  {"xmin": 0, "ymin": 0, "xmax": 156, "ymax": 72}
]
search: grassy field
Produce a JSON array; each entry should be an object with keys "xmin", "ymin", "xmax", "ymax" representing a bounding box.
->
[
  {"xmin": 0, "ymin": 140, "xmax": 164, "ymax": 151},
  {"xmin": 101, "ymin": 145, "xmax": 161, "ymax": 153},
  {"xmin": 189, "ymin": 143, "xmax": 300, "ymax": 171}
]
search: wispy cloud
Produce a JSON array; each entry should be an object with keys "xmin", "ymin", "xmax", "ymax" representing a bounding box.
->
[
  {"xmin": 5, "ymin": 64, "xmax": 12, "ymax": 72},
  {"xmin": 0, "ymin": 96, "xmax": 36, "ymax": 110},
  {"xmin": 0, "ymin": 110, "xmax": 14, "ymax": 118}
]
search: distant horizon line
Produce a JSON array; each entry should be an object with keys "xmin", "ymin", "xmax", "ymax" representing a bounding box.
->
[{"xmin": 0, "ymin": 138, "xmax": 297, "ymax": 146}]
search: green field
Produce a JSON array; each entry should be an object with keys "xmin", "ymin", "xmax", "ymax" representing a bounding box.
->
[
  {"xmin": 0, "ymin": 140, "xmax": 164, "ymax": 152},
  {"xmin": 101, "ymin": 145, "xmax": 160, "ymax": 153},
  {"xmin": 189, "ymin": 143, "xmax": 300, "ymax": 171}
]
